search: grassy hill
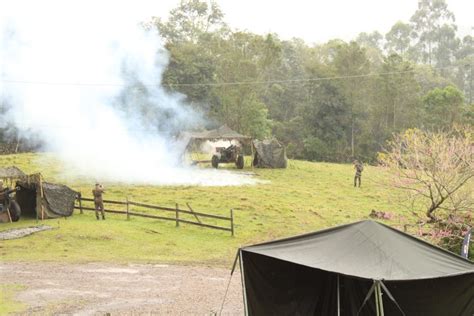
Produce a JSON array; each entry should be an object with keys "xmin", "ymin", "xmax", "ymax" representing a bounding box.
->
[{"xmin": 1, "ymin": 153, "xmax": 415, "ymax": 266}]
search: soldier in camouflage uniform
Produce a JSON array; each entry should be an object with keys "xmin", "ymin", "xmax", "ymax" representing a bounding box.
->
[
  {"xmin": 353, "ymin": 160, "xmax": 363, "ymax": 187},
  {"xmin": 92, "ymin": 183, "xmax": 105, "ymax": 220}
]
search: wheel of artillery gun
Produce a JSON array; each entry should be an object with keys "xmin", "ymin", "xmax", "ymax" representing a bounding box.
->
[
  {"xmin": 211, "ymin": 155, "xmax": 219, "ymax": 169},
  {"xmin": 236, "ymin": 155, "xmax": 244, "ymax": 169},
  {"xmin": 9, "ymin": 200, "xmax": 21, "ymax": 222}
]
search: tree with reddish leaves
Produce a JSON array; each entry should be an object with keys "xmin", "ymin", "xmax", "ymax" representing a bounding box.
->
[{"xmin": 379, "ymin": 127, "xmax": 473, "ymax": 252}]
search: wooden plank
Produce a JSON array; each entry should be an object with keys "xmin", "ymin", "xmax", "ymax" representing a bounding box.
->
[
  {"xmin": 175, "ymin": 203, "xmax": 179, "ymax": 227},
  {"xmin": 74, "ymin": 206, "xmax": 174, "ymax": 221},
  {"xmin": 177, "ymin": 218, "xmax": 232, "ymax": 232},
  {"xmin": 103, "ymin": 199, "xmax": 128, "ymax": 205},
  {"xmin": 186, "ymin": 203, "xmax": 201, "ymax": 223},
  {"xmin": 127, "ymin": 211, "xmax": 175, "ymax": 221},
  {"xmin": 126, "ymin": 197, "xmax": 130, "ymax": 220},
  {"xmin": 230, "ymin": 209, "xmax": 234, "ymax": 237},
  {"xmin": 178, "ymin": 209, "xmax": 230, "ymax": 221},
  {"xmin": 89, "ymin": 199, "xmax": 230, "ymax": 221},
  {"xmin": 78, "ymin": 193, "xmax": 83, "ymax": 214},
  {"xmin": 128, "ymin": 201, "xmax": 176, "ymax": 212},
  {"xmin": 78, "ymin": 197, "xmax": 128, "ymax": 205}
]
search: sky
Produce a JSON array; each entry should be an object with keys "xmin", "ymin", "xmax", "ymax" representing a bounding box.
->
[
  {"xmin": 147, "ymin": 0, "xmax": 473, "ymax": 44},
  {"xmin": 1, "ymin": 0, "xmax": 472, "ymax": 44}
]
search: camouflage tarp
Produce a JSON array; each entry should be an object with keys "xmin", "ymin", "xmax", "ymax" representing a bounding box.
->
[
  {"xmin": 16, "ymin": 180, "xmax": 78, "ymax": 218},
  {"xmin": 253, "ymin": 139, "xmax": 287, "ymax": 168}
]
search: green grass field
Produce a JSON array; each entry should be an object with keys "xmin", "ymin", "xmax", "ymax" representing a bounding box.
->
[
  {"xmin": 0, "ymin": 153, "xmax": 420, "ymax": 266},
  {"xmin": 0, "ymin": 284, "xmax": 25, "ymax": 315}
]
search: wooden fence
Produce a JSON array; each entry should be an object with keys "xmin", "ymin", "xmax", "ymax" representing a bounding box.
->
[{"xmin": 74, "ymin": 195, "xmax": 234, "ymax": 236}]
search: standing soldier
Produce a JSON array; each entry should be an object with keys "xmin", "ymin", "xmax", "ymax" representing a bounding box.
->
[
  {"xmin": 353, "ymin": 160, "xmax": 364, "ymax": 187},
  {"xmin": 92, "ymin": 183, "xmax": 105, "ymax": 220}
]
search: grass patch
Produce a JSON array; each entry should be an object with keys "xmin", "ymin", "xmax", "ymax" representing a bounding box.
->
[
  {"xmin": 0, "ymin": 284, "xmax": 26, "ymax": 315},
  {"xmin": 0, "ymin": 153, "xmax": 417, "ymax": 266}
]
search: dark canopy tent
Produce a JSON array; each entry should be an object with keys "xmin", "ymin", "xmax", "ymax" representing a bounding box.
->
[
  {"xmin": 182, "ymin": 125, "xmax": 253, "ymax": 165},
  {"xmin": 184, "ymin": 125, "xmax": 251, "ymax": 142},
  {"xmin": 239, "ymin": 221, "xmax": 474, "ymax": 315}
]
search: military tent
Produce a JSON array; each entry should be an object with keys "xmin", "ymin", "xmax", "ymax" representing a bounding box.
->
[
  {"xmin": 252, "ymin": 139, "xmax": 287, "ymax": 168},
  {"xmin": 238, "ymin": 220, "xmax": 474, "ymax": 316},
  {"xmin": 15, "ymin": 175, "xmax": 78, "ymax": 219},
  {"xmin": 183, "ymin": 125, "xmax": 251, "ymax": 142},
  {"xmin": 0, "ymin": 166, "xmax": 27, "ymax": 179}
]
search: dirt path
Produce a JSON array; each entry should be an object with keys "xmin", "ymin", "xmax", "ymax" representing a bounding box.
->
[{"xmin": 0, "ymin": 262, "xmax": 244, "ymax": 315}]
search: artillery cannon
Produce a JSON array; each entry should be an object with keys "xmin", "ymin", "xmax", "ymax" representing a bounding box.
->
[
  {"xmin": 0, "ymin": 187, "xmax": 21, "ymax": 222},
  {"xmin": 211, "ymin": 144, "xmax": 244, "ymax": 169}
]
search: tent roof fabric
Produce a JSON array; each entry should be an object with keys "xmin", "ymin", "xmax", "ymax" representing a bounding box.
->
[
  {"xmin": 0, "ymin": 166, "xmax": 27, "ymax": 178},
  {"xmin": 185, "ymin": 125, "xmax": 250, "ymax": 141},
  {"xmin": 252, "ymin": 139, "xmax": 287, "ymax": 168},
  {"xmin": 16, "ymin": 180, "xmax": 78, "ymax": 218},
  {"xmin": 42, "ymin": 182, "xmax": 78, "ymax": 217},
  {"xmin": 242, "ymin": 220, "xmax": 474, "ymax": 281}
]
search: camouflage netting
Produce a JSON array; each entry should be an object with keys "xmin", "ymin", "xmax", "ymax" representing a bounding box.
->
[
  {"xmin": 0, "ymin": 166, "xmax": 27, "ymax": 179},
  {"xmin": 253, "ymin": 139, "xmax": 288, "ymax": 169},
  {"xmin": 16, "ymin": 180, "xmax": 78, "ymax": 218}
]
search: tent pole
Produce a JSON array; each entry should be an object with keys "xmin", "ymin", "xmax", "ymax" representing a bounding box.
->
[
  {"xmin": 377, "ymin": 282, "xmax": 385, "ymax": 316},
  {"xmin": 379, "ymin": 281, "xmax": 406, "ymax": 316},
  {"xmin": 39, "ymin": 174, "xmax": 45, "ymax": 220},
  {"xmin": 374, "ymin": 281, "xmax": 380, "ymax": 316},
  {"xmin": 239, "ymin": 249, "xmax": 249, "ymax": 316},
  {"xmin": 250, "ymin": 140, "xmax": 254, "ymax": 168},
  {"xmin": 337, "ymin": 275, "xmax": 340, "ymax": 316}
]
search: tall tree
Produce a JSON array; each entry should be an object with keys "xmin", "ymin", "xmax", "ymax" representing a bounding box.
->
[
  {"xmin": 150, "ymin": 0, "xmax": 226, "ymax": 44},
  {"xmin": 410, "ymin": 0, "xmax": 458, "ymax": 67},
  {"xmin": 209, "ymin": 32, "xmax": 276, "ymax": 138},
  {"xmin": 332, "ymin": 41, "xmax": 370, "ymax": 158},
  {"xmin": 454, "ymin": 35, "xmax": 474, "ymax": 104},
  {"xmin": 149, "ymin": 0, "xmax": 228, "ymax": 108},
  {"xmin": 371, "ymin": 54, "xmax": 421, "ymax": 148},
  {"xmin": 422, "ymin": 85, "xmax": 465, "ymax": 128},
  {"xmin": 385, "ymin": 21, "xmax": 412, "ymax": 55}
]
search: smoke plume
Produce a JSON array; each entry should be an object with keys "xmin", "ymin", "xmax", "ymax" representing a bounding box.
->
[{"xmin": 0, "ymin": 1, "xmax": 257, "ymax": 186}]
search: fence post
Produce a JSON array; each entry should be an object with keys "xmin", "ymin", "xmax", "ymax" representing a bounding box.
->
[
  {"xmin": 175, "ymin": 203, "xmax": 180, "ymax": 227},
  {"xmin": 126, "ymin": 197, "xmax": 130, "ymax": 220},
  {"xmin": 78, "ymin": 193, "xmax": 83, "ymax": 214},
  {"xmin": 230, "ymin": 208, "xmax": 234, "ymax": 237}
]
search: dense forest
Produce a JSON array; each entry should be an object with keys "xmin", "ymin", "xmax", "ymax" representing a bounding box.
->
[
  {"xmin": 149, "ymin": 0, "xmax": 473, "ymax": 162},
  {"xmin": 1, "ymin": 0, "xmax": 473, "ymax": 162}
]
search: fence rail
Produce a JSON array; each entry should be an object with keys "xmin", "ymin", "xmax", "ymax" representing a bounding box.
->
[{"xmin": 75, "ymin": 195, "xmax": 234, "ymax": 236}]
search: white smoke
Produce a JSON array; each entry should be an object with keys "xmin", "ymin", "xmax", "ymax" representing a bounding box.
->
[
  {"xmin": 200, "ymin": 140, "xmax": 241, "ymax": 155},
  {"xmin": 0, "ymin": 1, "xmax": 257, "ymax": 186}
]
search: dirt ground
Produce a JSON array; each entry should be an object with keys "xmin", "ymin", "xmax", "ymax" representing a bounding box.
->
[{"xmin": 0, "ymin": 262, "xmax": 244, "ymax": 315}]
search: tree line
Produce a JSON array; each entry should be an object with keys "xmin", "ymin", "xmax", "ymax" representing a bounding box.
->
[
  {"xmin": 1, "ymin": 0, "xmax": 472, "ymax": 162},
  {"xmin": 148, "ymin": 0, "xmax": 473, "ymax": 162}
]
